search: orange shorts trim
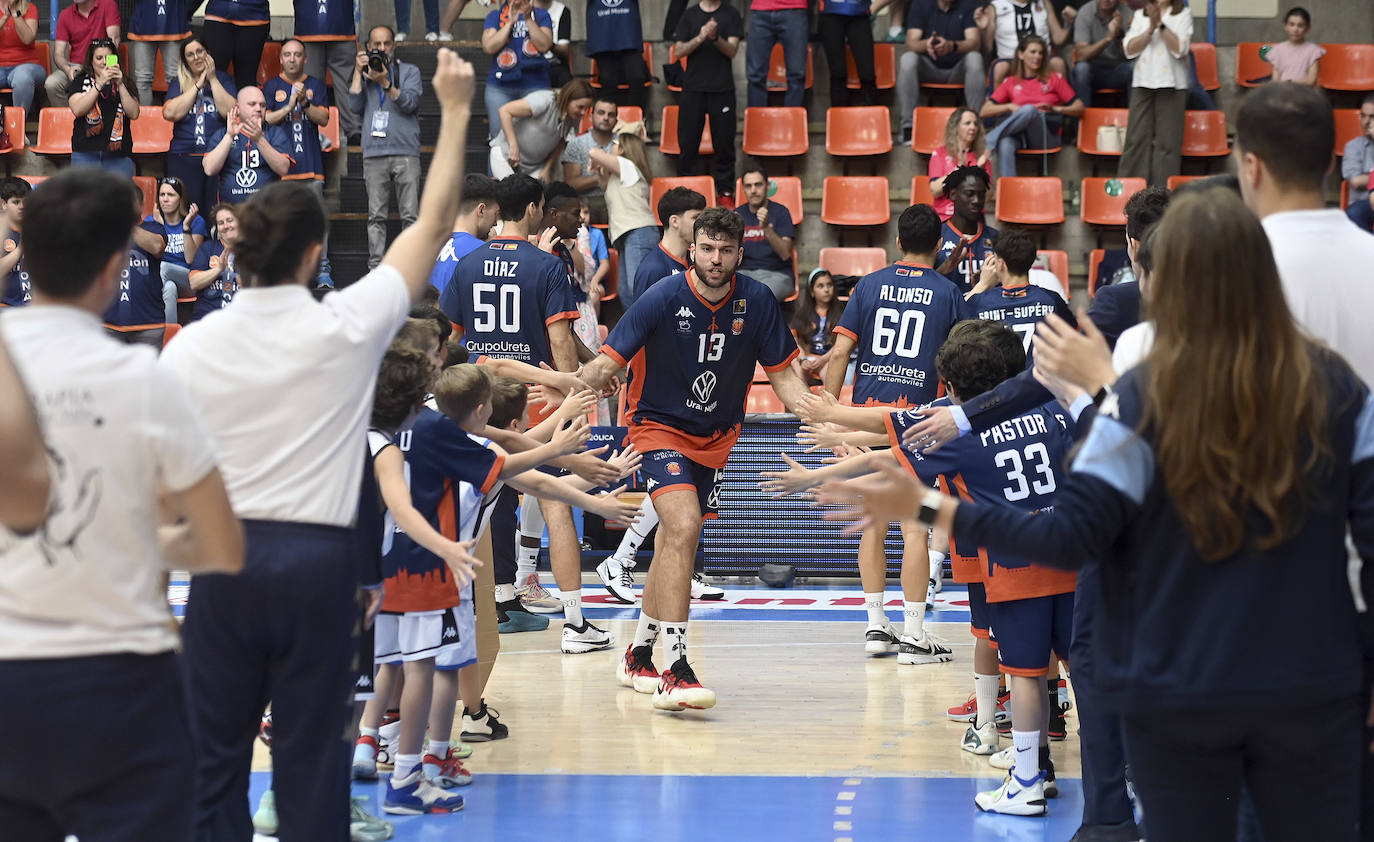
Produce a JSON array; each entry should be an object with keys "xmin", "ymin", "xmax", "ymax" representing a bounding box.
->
[
  {"xmin": 1001, "ymin": 664, "xmax": 1053, "ymax": 678},
  {"xmin": 970, "ymin": 626, "xmax": 990, "ymax": 640},
  {"xmin": 627, "ymin": 420, "xmax": 736, "ymax": 470}
]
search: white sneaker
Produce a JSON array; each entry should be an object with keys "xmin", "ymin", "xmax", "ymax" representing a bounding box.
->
[
  {"xmin": 438, "ymin": 31, "xmax": 454, "ymax": 41},
  {"xmin": 690, "ymin": 571, "xmax": 725, "ymax": 600},
  {"xmin": 516, "ymin": 572, "xmax": 563, "ymax": 613},
  {"xmin": 595, "ymin": 556, "xmax": 637, "ymax": 604},
  {"xmin": 864, "ymin": 623, "xmax": 899, "ymax": 656},
  {"xmin": 377, "ymin": 719, "xmax": 399, "ymax": 769},
  {"xmin": 974, "ymin": 772, "xmax": 1048, "ymax": 816},
  {"xmin": 424, "ymin": 31, "xmax": 439, "ymax": 41},
  {"xmin": 928, "ymin": 550, "xmax": 944, "ymax": 593},
  {"xmin": 961, "ymin": 721, "xmax": 999, "ymax": 756},
  {"xmin": 394, "ymin": 31, "xmax": 408, "ymax": 41},
  {"xmin": 989, "ymin": 746, "xmax": 1014, "ymax": 770},
  {"xmin": 897, "ymin": 631, "xmax": 953, "ymax": 665},
  {"xmin": 926, "ymin": 578, "xmax": 936, "ymax": 607},
  {"xmin": 562, "ymin": 619, "xmax": 615, "ymax": 654}
]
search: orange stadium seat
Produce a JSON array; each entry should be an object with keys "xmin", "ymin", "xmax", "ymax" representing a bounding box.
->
[
  {"xmin": 1080, "ymin": 177, "xmax": 1146, "ymax": 227},
  {"xmin": 1077, "ymin": 108, "xmax": 1129, "ymax": 157},
  {"xmin": 742, "ymin": 107, "xmax": 809, "ymax": 157},
  {"xmin": 1167, "ymin": 174, "xmax": 1203, "ymax": 191},
  {"xmin": 847, "ymin": 43, "xmax": 896, "ymax": 90},
  {"xmin": 821, "ymin": 176, "xmax": 890, "ymax": 226},
  {"xmin": 0, "ymin": 107, "xmax": 24, "ymax": 153},
  {"xmin": 746, "ymin": 384, "xmax": 786, "ymax": 413},
  {"xmin": 1036, "ymin": 250, "xmax": 1069, "ymax": 297},
  {"xmin": 1319, "ymin": 43, "xmax": 1374, "ymax": 92},
  {"xmin": 650, "ymin": 176, "xmax": 716, "ymax": 223},
  {"xmin": 133, "ymin": 176, "xmax": 157, "ymax": 216},
  {"xmin": 825, "ymin": 106, "xmax": 892, "ymax": 157},
  {"xmin": 1, "ymin": 43, "xmax": 48, "ymax": 97},
  {"xmin": 735, "ymin": 175, "xmax": 803, "ymax": 222},
  {"xmin": 33, "ymin": 108, "xmax": 74, "ymax": 156},
  {"xmin": 666, "ymin": 44, "xmax": 686, "ymax": 93},
  {"xmin": 1190, "ymin": 43, "xmax": 1220, "ymax": 91},
  {"xmin": 603, "ymin": 248, "xmax": 619, "ymax": 302},
  {"xmin": 659, "ymin": 105, "xmax": 714, "ymax": 156},
  {"xmin": 1181, "ymin": 110, "xmax": 1229, "ymax": 157},
  {"xmin": 162, "ymin": 322, "xmax": 180, "ymax": 347},
  {"xmin": 591, "ymin": 43, "xmax": 653, "ymax": 90},
  {"xmin": 765, "ymin": 43, "xmax": 813, "ymax": 91},
  {"xmin": 256, "ymin": 40, "xmax": 282, "ymax": 87},
  {"xmin": 910, "ymin": 175, "xmax": 934, "ymax": 206},
  {"xmin": 911, "ymin": 106, "xmax": 955, "ymax": 155},
  {"xmin": 1235, "ymin": 42, "xmax": 1271, "ymax": 87},
  {"xmin": 1334, "ymin": 108, "xmax": 1361, "ymax": 158},
  {"xmin": 994, "ymin": 177, "xmax": 1064, "ymax": 225},
  {"xmin": 17, "ymin": 174, "xmax": 44, "ymax": 187},
  {"xmin": 580, "ymin": 105, "xmax": 642, "ymax": 134},
  {"xmin": 322, "ymin": 106, "xmax": 341, "ymax": 152},
  {"xmin": 819, "ymin": 246, "xmax": 887, "ymax": 277},
  {"xmin": 132, "ymin": 106, "xmax": 173, "ymax": 155},
  {"xmin": 1088, "ymin": 248, "xmax": 1106, "ymax": 296}
]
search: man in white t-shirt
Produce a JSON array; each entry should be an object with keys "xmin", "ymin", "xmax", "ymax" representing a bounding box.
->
[
  {"xmin": 0, "ymin": 332, "xmax": 47, "ymax": 532},
  {"xmin": 0, "ymin": 168, "xmax": 242, "ymax": 841},
  {"xmin": 159, "ymin": 51, "xmax": 480, "ymax": 838}
]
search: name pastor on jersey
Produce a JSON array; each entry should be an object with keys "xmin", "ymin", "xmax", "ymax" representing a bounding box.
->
[{"xmin": 979, "ymin": 413, "xmax": 1051, "ymax": 447}]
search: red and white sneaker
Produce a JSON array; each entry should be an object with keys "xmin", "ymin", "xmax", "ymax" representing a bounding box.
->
[
  {"xmin": 616, "ymin": 644, "xmax": 660, "ymax": 694},
  {"xmin": 652, "ymin": 658, "xmax": 717, "ymax": 711},
  {"xmin": 353, "ymin": 735, "xmax": 380, "ymax": 780},
  {"xmin": 422, "ymin": 749, "xmax": 474, "ymax": 788},
  {"xmin": 946, "ymin": 689, "xmax": 1010, "ymax": 723}
]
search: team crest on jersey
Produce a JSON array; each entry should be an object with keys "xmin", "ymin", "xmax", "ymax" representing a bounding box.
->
[
  {"xmin": 733, "ymin": 299, "xmax": 746, "ymax": 314},
  {"xmin": 731, "ymin": 318, "xmax": 743, "ymax": 335},
  {"xmin": 497, "ymin": 48, "xmax": 518, "ymax": 69},
  {"xmin": 666, "ymin": 461, "xmax": 682, "ymax": 476},
  {"xmin": 275, "ymin": 89, "xmax": 288, "ymax": 102},
  {"xmin": 895, "ymin": 267, "xmax": 912, "ymax": 276}
]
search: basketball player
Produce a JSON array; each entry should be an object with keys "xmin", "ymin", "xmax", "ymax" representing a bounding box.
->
[
  {"xmin": 935, "ymin": 166, "xmax": 998, "ymax": 294},
  {"xmin": 821, "ymin": 204, "xmax": 963, "ymax": 663},
  {"xmin": 964, "ymin": 228, "xmax": 1075, "ymax": 363},
  {"xmin": 158, "ymin": 50, "xmax": 478, "ymax": 841},
  {"xmin": 577, "ymin": 207, "xmax": 809, "ymax": 710}
]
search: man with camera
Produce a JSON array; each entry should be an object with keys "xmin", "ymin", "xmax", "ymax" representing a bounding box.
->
[{"xmin": 349, "ymin": 25, "xmax": 423, "ymax": 271}]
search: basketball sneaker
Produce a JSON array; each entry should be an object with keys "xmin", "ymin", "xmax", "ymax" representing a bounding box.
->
[
  {"xmin": 616, "ymin": 644, "xmax": 661, "ymax": 694},
  {"xmin": 353, "ymin": 735, "xmax": 381, "ymax": 780},
  {"xmin": 974, "ymin": 771, "xmax": 1048, "ymax": 816},
  {"xmin": 516, "ymin": 572, "xmax": 564, "ymax": 614},
  {"xmin": 1055, "ymin": 676, "xmax": 1073, "ymax": 713},
  {"xmin": 652, "ymin": 658, "xmax": 717, "ymax": 711},
  {"xmin": 349, "ymin": 797, "xmax": 395, "ymax": 841},
  {"xmin": 945, "ymin": 689, "xmax": 1010, "ymax": 723},
  {"xmin": 595, "ymin": 556, "xmax": 637, "ymax": 604},
  {"xmin": 258, "ymin": 711, "xmax": 273, "ymax": 748},
  {"xmin": 252, "ymin": 789, "xmax": 278, "ymax": 835},
  {"xmin": 562, "ymin": 619, "xmax": 615, "ymax": 653},
  {"xmin": 383, "ymin": 767, "xmax": 465, "ymax": 815},
  {"xmin": 989, "ymin": 746, "xmax": 1014, "ymax": 770},
  {"xmin": 422, "ymin": 748, "xmax": 474, "ymax": 787},
  {"xmin": 690, "ymin": 572, "xmax": 725, "ymax": 600},
  {"xmin": 1048, "ymin": 707, "xmax": 1068, "ymax": 741},
  {"xmin": 897, "ymin": 631, "xmax": 953, "ymax": 665},
  {"xmin": 461, "ymin": 702, "xmax": 509, "ymax": 742},
  {"xmin": 377, "ymin": 717, "xmax": 399, "ymax": 770},
  {"xmin": 960, "ymin": 721, "xmax": 999, "ymax": 756},
  {"xmin": 497, "ymin": 599, "xmax": 549, "ymax": 633},
  {"xmin": 864, "ymin": 623, "xmax": 900, "ymax": 655}
]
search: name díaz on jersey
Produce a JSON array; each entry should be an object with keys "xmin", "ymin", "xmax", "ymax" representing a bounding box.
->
[{"xmin": 483, "ymin": 258, "xmax": 519, "ymax": 277}]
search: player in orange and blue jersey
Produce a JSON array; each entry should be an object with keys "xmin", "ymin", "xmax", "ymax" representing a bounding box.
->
[
  {"xmin": 964, "ymin": 227, "xmax": 1075, "ymax": 368},
  {"xmin": 935, "ymin": 166, "xmax": 998, "ymax": 294}
]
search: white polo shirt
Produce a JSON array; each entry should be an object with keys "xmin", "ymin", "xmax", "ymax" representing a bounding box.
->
[
  {"xmin": 0, "ymin": 306, "xmax": 215, "ymax": 659},
  {"xmin": 159, "ymin": 266, "xmax": 412, "ymax": 527}
]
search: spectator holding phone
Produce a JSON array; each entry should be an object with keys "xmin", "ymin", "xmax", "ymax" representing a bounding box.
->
[
  {"xmin": 69, "ymin": 39, "xmax": 140, "ymax": 176},
  {"xmin": 44, "ymin": 0, "xmax": 120, "ymax": 109}
]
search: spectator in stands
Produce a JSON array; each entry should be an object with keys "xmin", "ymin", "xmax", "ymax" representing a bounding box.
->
[
  {"xmin": 1262, "ymin": 6, "xmax": 1322, "ymax": 87},
  {"xmin": 203, "ymin": 86, "xmax": 293, "ymax": 204},
  {"xmin": 1118, "ymin": 0, "xmax": 1191, "ymax": 188},
  {"xmin": 587, "ymin": 124, "xmax": 657, "ymax": 307},
  {"xmin": 68, "ymin": 39, "xmax": 140, "ymax": 176},
  {"xmin": 791, "ymin": 268, "xmax": 846, "ymax": 384},
  {"xmin": 202, "ymin": 0, "xmax": 269, "ymax": 92},
  {"xmin": 127, "ymin": 0, "xmax": 187, "ymax": 105},
  {"xmin": 295, "ymin": 0, "xmax": 361, "ymax": 141},
  {"xmin": 979, "ymin": 34, "xmax": 1082, "ymax": 179},
  {"xmin": 929, "ymin": 106, "xmax": 989, "ymax": 220},
  {"xmin": 350, "ymin": 25, "xmax": 423, "ymax": 270},
  {"xmin": 45, "ymin": 0, "xmax": 121, "ymax": 109},
  {"xmin": 575, "ymin": 197, "xmax": 610, "ymax": 319},
  {"xmin": 1342, "ymin": 95, "xmax": 1374, "ymax": 232},
  {"xmin": 633, "ymin": 184, "xmax": 704, "ymax": 294},
  {"xmin": 1069, "ymin": 0, "xmax": 1133, "ymax": 107},
  {"xmin": 103, "ymin": 184, "xmax": 166, "ymax": 346},
  {"xmin": 491, "ymin": 78, "xmax": 592, "ymax": 179},
  {"xmin": 734, "ymin": 162, "xmax": 796, "ymax": 300},
  {"xmin": 0, "ymin": 176, "xmax": 28, "ymax": 308},
  {"xmin": 481, "ymin": 0, "xmax": 554, "ymax": 138},
  {"xmin": 263, "ymin": 38, "xmax": 334, "ymax": 287},
  {"xmin": 745, "ymin": 0, "xmax": 806, "ymax": 108},
  {"xmin": 394, "ymin": 0, "xmax": 443, "ymax": 42},
  {"xmin": 163, "ymin": 38, "xmax": 238, "ymax": 225},
  {"xmin": 981, "ymin": 0, "xmax": 1069, "ymax": 92},
  {"xmin": 898, "ymin": 0, "xmax": 984, "ymax": 145},
  {"xmin": 0, "ymin": 0, "xmax": 48, "ymax": 123},
  {"xmin": 562, "ymin": 97, "xmax": 617, "ymax": 223},
  {"xmin": 187, "ymin": 202, "xmax": 239, "ymax": 321},
  {"xmin": 148, "ymin": 176, "xmax": 206, "ymax": 323},
  {"xmin": 672, "ymin": 0, "xmax": 741, "ymax": 204},
  {"xmin": 587, "ymin": 0, "xmax": 647, "ymax": 115},
  {"xmin": 817, "ymin": 0, "xmax": 880, "ymax": 108},
  {"xmin": 535, "ymin": 0, "xmax": 574, "ymax": 87}
]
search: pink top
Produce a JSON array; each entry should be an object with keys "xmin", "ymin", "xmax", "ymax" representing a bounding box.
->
[
  {"xmin": 990, "ymin": 72, "xmax": 1077, "ymax": 108},
  {"xmin": 751, "ymin": 0, "xmax": 807, "ymax": 10},
  {"xmin": 1266, "ymin": 40, "xmax": 1325, "ymax": 82},
  {"xmin": 929, "ymin": 147, "xmax": 988, "ymax": 221}
]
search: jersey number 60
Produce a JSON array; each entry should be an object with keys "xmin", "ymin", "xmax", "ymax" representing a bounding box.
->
[{"xmin": 872, "ymin": 307, "xmax": 926, "ymax": 358}]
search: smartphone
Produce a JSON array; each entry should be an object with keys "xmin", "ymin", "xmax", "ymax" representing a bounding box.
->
[{"xmin": 105, "ymin": 54, "xmax": 119, "ymax": 67}]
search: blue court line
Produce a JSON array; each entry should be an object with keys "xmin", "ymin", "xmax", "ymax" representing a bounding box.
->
[
  {"xmin": 248, "ymin": 772, "xmax": 1085, "ymax": 842},
  {"xmin": 581, "ymin": 607, "xmax": 973, "ymax": 623}
]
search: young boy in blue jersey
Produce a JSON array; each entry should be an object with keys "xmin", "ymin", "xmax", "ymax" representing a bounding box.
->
[
  {"xmin": 103, "ymin": 184, "xmax": 167, "ymax": 347},
  {"xmin": 964, "ymin": 227, "xmax": 1075, "ymax": 365},
  {"xmin": 770, "ymin": 319, "xmax": 1078, "ymax": 815},
  {"xmin": 824, "ymin": 203, "xmax": 964, "ymax": 664},
  {"xmin": 0, "ymin": 177, "xmax": 30, "ymax": 308},
  {"xmin": 577, "ymin": 207, "xmax": 811, "ymax": 710},
  {"xmin": 429, "ymin": 173, "xmax": 498, "ymax": 295},
  {"xmin": 935, "ymin": 166, "xmax": 998, "ymax": 294}
]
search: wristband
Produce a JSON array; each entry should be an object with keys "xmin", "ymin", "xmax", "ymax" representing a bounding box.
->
[
  {"xmin": 1091, "ymin": 383, "xmax": 1116, "ymax": 407},
  {"xmin": 915, "ymin": 486, "xmax": 944, "ymax": 527}
]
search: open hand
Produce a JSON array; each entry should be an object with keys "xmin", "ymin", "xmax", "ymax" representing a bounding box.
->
[
  {"xmin": 759, "ymin": 453, "xmax": 815, "ymax": 498},
  {"xmin": 900, "ymin": 405, "xmax": 959, "ymax": 452},
  {"xmin": 593, "ymin": 485, "xmax": 643, "ymax": 525},
  {"xmin": 550, "ymin": 416, "xmax": 591, "ymax": 455}
]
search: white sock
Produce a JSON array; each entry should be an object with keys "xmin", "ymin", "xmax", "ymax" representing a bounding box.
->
[
  {"xmin": 903, "ymin": 600, "xmax": 925, "ymax": 638},
  {"xmin": 973, "ymin": 673, "xmax": 1000, "ymax": 729},
  {"xmin": 663, "ymin": 622, "xmax": 688, "ymax": 665},
  {"xmin": 494, "ymin": 583, "xmax": 516, "ymax": 603},
  {"xmin": 427, "ymin": 738, "xmax": 449, "ymax": 758},
  {"xmin": 612, "ymin": 497, "xmax": 659, "ymax": 566},
  {"xmin": 929, "ymin": 549, "xmax": 944, "ymax": 584},
  {"xmin": 517, "ymin": 494, "xmax": 545, "ymax": 580},
  {"xmin": 394, "ymin": 753, "xmax": 421, "ymax": 779},
  {"xmin": 563, "ymin": 589, "xmax": 584, "ymax": 626},
  {"xmin": 633, "ymin": 612, "xmax": 661, "ymax": 650},
  {"xmin": 360, "ymin": 727, "xmax": 379, "ymax": 738},
  {"xmin": 864, "ymin": 592, "xmax": 887, "ymax": 627},
  {"xmin": 1012, "ymin": 730, "xmax": 1040, "ymax": 783}
]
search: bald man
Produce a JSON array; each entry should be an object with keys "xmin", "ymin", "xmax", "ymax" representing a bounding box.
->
[{"xmin": 202, "ymin": 86, "xmax": 294, "ymax": 204}]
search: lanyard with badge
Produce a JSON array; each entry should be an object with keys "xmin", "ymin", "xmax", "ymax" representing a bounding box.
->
[{"xmin": 371, "ymin": 70, "xmax": 391, "ymax": 138}]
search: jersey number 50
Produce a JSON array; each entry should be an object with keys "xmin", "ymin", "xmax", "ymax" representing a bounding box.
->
[
  {"xmin": 473, "ymin": 282, "xmax": 521, "ymax": 332},
  {"xmin": 994, "ymin": 442, "xmax": 1056, "ymax": 502},
  {"xmin": 872, "ymin": 307, "xmax": 926, "ymax": 358}
]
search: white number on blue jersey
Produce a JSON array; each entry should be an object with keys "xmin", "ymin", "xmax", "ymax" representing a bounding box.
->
[
  {"xmin": 872, "ymin": 307, "xmax": 926, "ymax": 358},
  {"xmin": 994, "ymin": 442, "xmax": 1056, "ymax": 502},
  {"xmin": 1012, "ymin": 323, "xmax": 1035, "ymax": 352},
  {"xmin": 240, "ymin": 147, "xmax": 261, "ymax": 170},
  {"xmin": 697, "ymin": 332, "xmax": 725, "ymax": 362},
  {"xmin": 473, "ymin": 282, "xmax": 521, "ymax": 332}
]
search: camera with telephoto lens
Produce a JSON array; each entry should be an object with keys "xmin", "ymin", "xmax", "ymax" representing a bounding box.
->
[{"xmin": 367, "ymin": 49, "xmax": 390, "ymax": 75}]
